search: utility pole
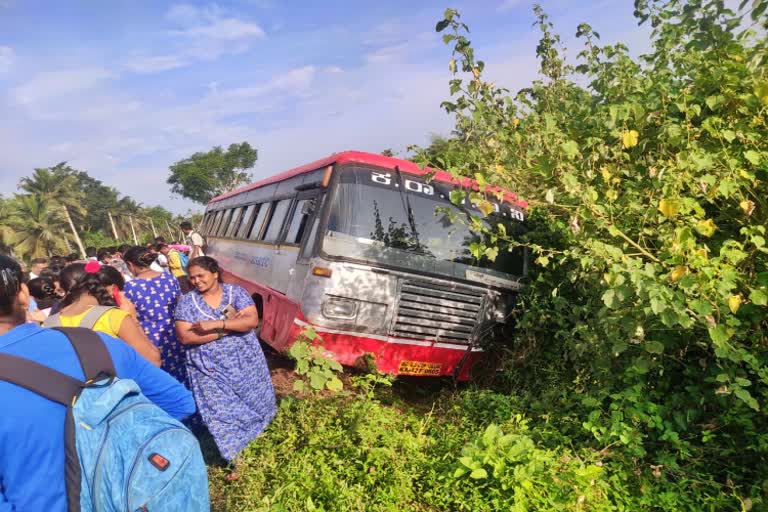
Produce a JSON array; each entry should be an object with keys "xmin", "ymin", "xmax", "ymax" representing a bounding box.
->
[
  {"xmin": 62, "ymin": 206, "xmax": 86, "ymax": 258},
  {"xmin": 164, "ymin": 220, "xmax": 174, "ymax": 240},
  {"xmin": 128, "ymin": 215, "xmax": 139, "ymax": 245},
  {"xmin": 108, "ymin": 212, "xmax": 120, "ymax": 240}
]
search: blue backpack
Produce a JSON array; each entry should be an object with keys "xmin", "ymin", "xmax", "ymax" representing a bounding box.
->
[
  {"xmin": 176, "ymin": 250, "xmax": 190, "ymax": 270},
  {"xmin": 0, "ymin": 327, "xmax": 209, "ymax": 512}
]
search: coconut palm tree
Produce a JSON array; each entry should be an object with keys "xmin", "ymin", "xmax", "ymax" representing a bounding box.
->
[
  {"xmin": 9, "ymin": 194, "xmax": 71, "ymax": 258},
  {"xmin": 0, "ymin": 196, "xmax": 17, "ymax": 256},
  {"xmin": 17, "ymin": 164, "xmax": 87, "ymax": 257}
]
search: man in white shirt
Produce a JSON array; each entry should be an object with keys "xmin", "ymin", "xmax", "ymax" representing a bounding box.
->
[
  {"xmin": 27, "ymin": 258, "xmax": 48, "ymax": 280},
  {"xmin": 181, "ymin": 221, "xmax": 205, "ymax": 259}
]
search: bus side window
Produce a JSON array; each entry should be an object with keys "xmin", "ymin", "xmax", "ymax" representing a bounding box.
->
[
  {"xmin": 217, "ymin": 209, "xmax": 234, "ymax": 236},
  {"xmin": 210, "ymin": 210, "xmax": 224, "ymax": 235},
  {"xmin": 236, "ymin": 204, "xmax": 257, "ymax": 238},
  {"xmin": 285, "ymin": 199, "xmax": 311, "ymax": 244},
  {"xmin": 225, "ymin": 207, "xmax": 245, "ymax": 238},
  {"xmin": 261, "ymin": 199, "xmax": 291, "ymax": 242},
  {"xmin": 247, "ymin": 204, "xmax": 270, "ymax": 240}
]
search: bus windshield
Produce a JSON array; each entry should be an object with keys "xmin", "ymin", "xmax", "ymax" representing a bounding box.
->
[{"xmin": 323, "ymin": 166, "xmax": 527, "ymax": 282}]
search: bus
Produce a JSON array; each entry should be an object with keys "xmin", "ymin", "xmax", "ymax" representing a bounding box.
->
[{"xmin": 200, "ymin": 151, "xmax": 528, "ymax": 380}]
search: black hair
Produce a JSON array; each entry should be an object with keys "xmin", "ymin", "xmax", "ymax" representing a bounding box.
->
[
  {"xmin": 117, "ymin": 244, "xmax": 131, "ymax": 254},
  {"xmin": 0, "ymin": 255, "xmax": 23, "ymax": 317},
  {"xmin": 187, "ymin": 256, "xmax": 222, "ymax": 282},
  {"xmin": 123, "ymin": 246, "xmax": 158, "ymax": 269},
  {"xmin": 155, "ymin": 242, "xmax": 168, "ymax": 252},
  {"xmin": 65, "ymin": 253, "xmax": 79, "ymax": 263},
  {"xmin": 30, "ymin": 257, "xmax": 48, "ymax": 266},
  {"xmin": 59, "ymin": 262, "xmax": 124, "ymax": 308},
  {"xmin": 180, "ymin": 221, "xmax": 193, "ymax": 230},
  {"xmin": 27, "ymin": 277, "xmax": 59, "ymax": 310},
  {"xmin": 85, "ymin": 247, "xmax": 97, "ymax": 258},
  {"xmin": 154, "ymin": 236, "xmax": 166, "ymax": 244}
]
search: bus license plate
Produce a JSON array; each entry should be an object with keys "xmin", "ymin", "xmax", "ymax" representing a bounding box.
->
[{"xmin": 398, "ymin": 360, "xmax": 442, "ymax": 376}]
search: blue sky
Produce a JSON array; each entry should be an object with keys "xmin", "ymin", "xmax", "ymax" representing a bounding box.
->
[{"xmin": 0, "ymin": 0, "xmax": 650, "ymax": 214}]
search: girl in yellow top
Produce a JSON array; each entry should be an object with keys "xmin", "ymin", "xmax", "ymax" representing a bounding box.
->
[{"xmin": 49, "ymin": 261, "xmax": 161, "ymax": 366}]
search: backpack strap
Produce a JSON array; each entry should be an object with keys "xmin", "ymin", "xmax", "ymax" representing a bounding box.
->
[
  {"xmin": 43, "ymin": 312, "xmax": 62, "ymax": 328},
  {"xmin": 0, "ymin": 353, "xmax": 82, "ymax": 405},
  {"xmin": 52, "ymin": 327, "xmax": 117, "ymax": 381},
  {"xmin": 79, "ymin": 305, "xmax": 116, "ymax": 331},
  {"xmin": 42, "ymin": 305, "xmax": 114, "ymax": 330}
]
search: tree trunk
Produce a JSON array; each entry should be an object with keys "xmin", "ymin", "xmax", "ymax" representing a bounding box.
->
[
  {"xmin": 129, "ymin": 215, "xmax": 139, "ymax": 245},
  {"xmin": 63, "ymin": 206, "xmax": 86, "ymax": 258},
  {"xmin": 165, "ymin": 221, "xmax": 174, "ymax": 241},
  {"xmin": 149, "ymin": 218, "xmax": 158, "ymax": 238},
  {"xmin": 63, "ymin": 236, "xmax": 72, "ymax": 253},
  {"xmin": 108, "ymin": 212, "xmax": 119, "ymax": 240}
]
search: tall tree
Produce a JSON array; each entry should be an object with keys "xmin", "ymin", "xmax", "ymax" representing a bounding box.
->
[
  {"xmin": 167, "ymin": 142, "xmax": 258, "ymax": 204},
  {"xmin": 9, "ymin": 194, "xmax": 71, "ymax": 258},
  {"xmin": 17, "ymin": 165, "xmax": 87, "ymax": 257}
]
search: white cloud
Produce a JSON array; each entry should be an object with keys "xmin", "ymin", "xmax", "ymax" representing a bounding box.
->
[
  {"xmin": 0, "ymin": 46, "xmax": 14, "ymax": 73},
  {"xmin": 164, "ymin": 4, "xmax": 265, "ymax": 61},
  {"xmin": 124, "ymin": 55, "xmax": 186, "ymax": 74},
  {"xmin": 221, "ymin": 65, "xmax": 316, "ymax": 99},
  {"xmin": 173, "ymin": 17, "xmax": 265, "ymax": 41},
  {"xmin": 498, "ymin": 0, "xmax": 525, "ymax": 12},
  {"xmin": 324, "ymin": 65, "xmax": 343, "ymax": 74},
  {"xmin": 11, "ymin": 67, "xmax": 115, "ymax": 105},
  {"xmin": 366, "ymin": 43, "xmax": 409, "ymax": 64}
]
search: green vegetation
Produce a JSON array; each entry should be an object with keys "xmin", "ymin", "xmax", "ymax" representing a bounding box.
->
[
  {"xmin": 1, "ymin": 163, "xmax": 199, "ymax": 260},
  {"xmin": 211, "ymin": 1, "xmax": 768, "ymax": 510},
  {"xmin": 166, "ymin": 142, "xmax": 258, "ymax": 204}
]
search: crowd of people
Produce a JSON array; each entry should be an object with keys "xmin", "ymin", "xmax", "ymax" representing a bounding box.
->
[{"xmin": 0, "ymin": 222, "xmax": 276, "ymax": 510}]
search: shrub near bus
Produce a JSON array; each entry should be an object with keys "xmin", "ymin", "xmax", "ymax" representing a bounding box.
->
[{"xmin": 200, "ymin": 151, "xmax": 527, "ymax": 379}]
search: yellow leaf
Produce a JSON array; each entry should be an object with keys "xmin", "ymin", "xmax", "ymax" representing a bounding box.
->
[
  {"xmin": 448, "ymin": 58, "xmax": 457, "ymax": 74},
  {"xmin": 696, "ymin": 218, "xmax": 716, "ymax": 237},
  {"xmin": 600, "ymin": 166, "xmax": 611, "ymax": 181},
  {"xmin": 740, "ymin": 200, "xmax": 755, "ymax": 216},
  {"xmin": 670, "ymin": 266, "xmax": 689, "ymax": 282},
  {"xmin": 477, "ymin": 200, "xmax": 495, "ymax": 217},
  {"xmin": 755, "ymin": 81, "xmax": 768, "ymax": 106},
  {"xmin": 658, "ymin": 199, "xmax": 679, "ymax": 218},
  {"xmin": 621, "ymin": 129, "xmax": 639, "ymax": 149},
  {"xmin": 728, "ymin": 295, "xmax": 741, "ymax": 314},
  {"xmin": 513, "ymin": 118, "xmax": 520, "ymax": 128}
]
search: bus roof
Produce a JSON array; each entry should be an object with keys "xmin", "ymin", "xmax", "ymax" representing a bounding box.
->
[{"xmin": 209, "ymin": 150, "xmax": 527, "ymax": 209}]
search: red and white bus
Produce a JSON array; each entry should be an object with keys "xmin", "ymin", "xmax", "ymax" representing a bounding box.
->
[{"xmin": 200, "ymin": 151, "xmax": 528, "ymax": 380}]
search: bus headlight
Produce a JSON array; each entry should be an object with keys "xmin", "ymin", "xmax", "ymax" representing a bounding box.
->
[{"xmin": 322, "ymin": 297, "xmax": 358, "ymax": 320}]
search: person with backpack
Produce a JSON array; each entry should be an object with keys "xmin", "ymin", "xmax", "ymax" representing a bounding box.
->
[
  {"xmin": 0, "ymin": 254, "xmax": 208, "ymax": 511},
  {"xmin": 181, "ymin": 221, "xmax": 206, "ymax": 259},
  {"xmin": 43, "ymin": 261, "xmax": 160, "ymax": 367},
  {"xmin": 156, "ymin": 242, "xmax": 191, "ymax": 293}
]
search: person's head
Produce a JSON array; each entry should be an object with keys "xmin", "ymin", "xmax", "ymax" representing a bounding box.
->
[
  {"xmin": 154, "ymin": 236, "xmax": 166, "ymax": 244},
  {"xmin": 65, "ymin": 253, "xmax": 79, "ymax": 263},
  {"xmin": 50, "ymin": 255, "xmax": 65, "ymax": 267},
  {"xmin": 59, "ymin": 261, "xmax": 124, "ymax": 308},
  {"xmin": 0, "ymin": 255, "xmax": 29, "ymax": 327},
  {"xmin": 187, "ymin": 256, "xmax": 222, "ymax": 294},
  {"xmin": 117, "ymin": 244, "xmax": 131, "ymax": 256},
  {"xmin": 40, "ymin": 267, "xmax": 66, "ymax": 298},
  {"xmin": 30, "ymin": 257, "xmax": 48, "ymax": 276},
  {"xmin": 180, "ymin": 221, "xmax": 193, "ymax": 235},
  {"xmin": 155, "ymin": 243, "xmax": 170, "ymax": 256},
  {"xmin": 96, "ymin": 249, "xmax": 112, "ymax": 264},
  {"xmin": 85, "ymin": 247, "xmax": 97, "ymax": 259},
  {"xmin": 123, "ymin": 246, "xmax": 158, "ymax": 277},
  {"xmin": 27, "ymin": 276, "xmax": 60, "ymax": 309}
]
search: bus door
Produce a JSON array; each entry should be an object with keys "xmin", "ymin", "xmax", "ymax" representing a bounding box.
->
[{"xmin": 285, "ymin": 189, "xmax": 325, "ymax": 301}]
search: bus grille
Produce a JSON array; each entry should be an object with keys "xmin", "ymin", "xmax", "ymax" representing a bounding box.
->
[{"xmin": 392, "ymin": 280, "xmax": 485, "ymax": 344}]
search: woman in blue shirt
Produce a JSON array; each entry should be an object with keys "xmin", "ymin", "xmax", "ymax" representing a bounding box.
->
[{"xmin": 0, "ymin": 254, "xmax": 197, "ymax": 512}]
